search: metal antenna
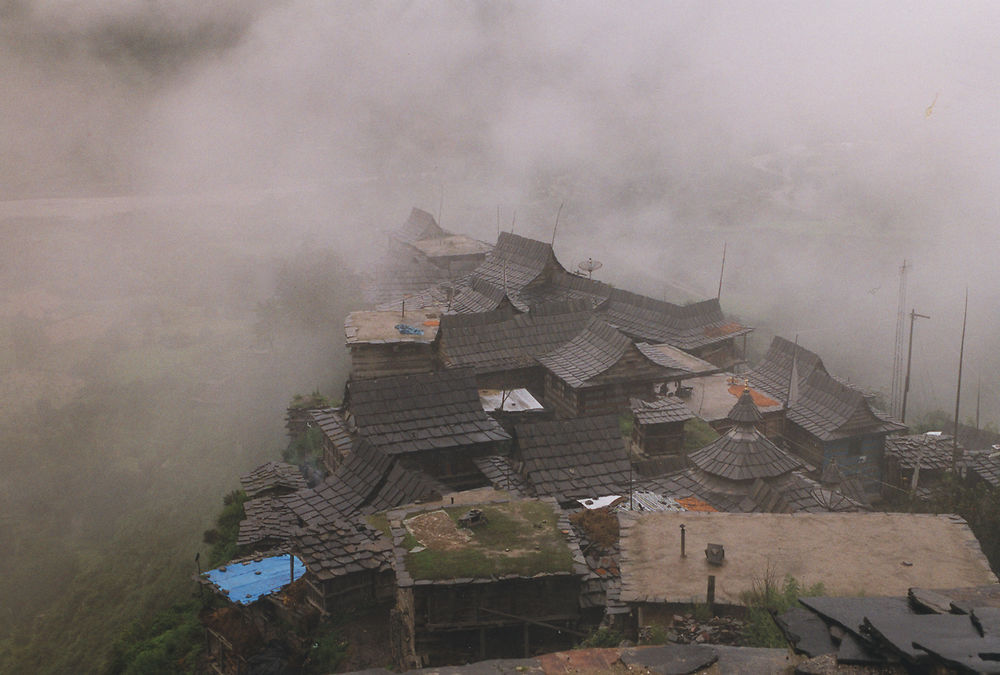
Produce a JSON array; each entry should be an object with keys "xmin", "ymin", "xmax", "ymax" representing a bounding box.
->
[
  {"xmin": 577, "ymin": 258, "xmax": 602, "ymax": 279},
  {"xmin": 551, "ymin": 202, "xmax": 564, "ymax": 247},
  {"xmin": 437, "ymin": 184, "xmax": 444, "ymax": 226}
]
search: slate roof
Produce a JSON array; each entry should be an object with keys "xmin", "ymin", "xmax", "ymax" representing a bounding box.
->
[
  {"xmin": 283, "ymin": 475, "xmax": 366, "ymax": 527},
  {"xmin": 279, "ymin": 439, "xmax": 445, "ymax": 528},
  {"xmin": 364, "ymin": 462, "xmax": 447, "ymax": 513},
  {"xmin": 515, "ymin": 415, "xmax": 631, "ymax": 501},
  {"xmin": 630, "ymin": 397, "xmax": 695, "ymax": 425},
  {"xmin": 634, "ymin": 342, "xmax": 720, "ymax": 374},
  {"xmin": 375, "ymin": 230, "xmax": 750, "ymax": 354},
  {"xmin": 969, "ymin": 453, "xmax": 1000, "ymax": 488},
  {"xmin": 473, "ymin": 455, "xmax": 532, "ymax": 496},
  {"xmin": 748, "ymin": 336, "xmax": 905, "ymax": 441},
  {"xmin": 789, "ymin": 369, "xmax": 905, "ymax": 441},
  {"xmin": 535, "ymin": 316, "xmax": 684, "ymax": 389},
  {"xmin": 294, "ymin": 517, "xmax": 392, "ymax": 582},
  {"xmin": 369, "ymin": 256, "xmax": 454, "ymax": 306},
  {"xmin": 639, "ymin": 471, "xmax": 744, "ymax": 513},
  {"xmin": 392, "ymin": 207, "xmax": 447, "ymax": 243},
  {"xmin": 886, "ymin": 433, "xmax": 962, "ymax": 471},
  {"xmin": 439, "ymin": 303, "xmax": 594, "ymax": 373},
  {"xmin": 745, "ymin": 335, "xmax": 827, "ymax": 398},
  {"xmin": 239, "ymin": 462, "xmax": 307, "ymax": 498},
  {"xmin": 788, "ymin": 590, "xmax": 1000, "ymax": 672},
  {"xmin": 638, "ymin": 468, "xmax": 863, "ymax": 514},
  {"xmin": 817, "ymin": 458, "xmax": 869, "ymax": 505},
  {"xmin": 637, "ymin": 393, "xmax": 863, "ymax": 515},
  {"xmin": 448, "ymin": 276, "xmax": 519, "ymax": 314},
  {"xmin": 237, "ymin": 495, "xmax": 299, "ymax": 547},
  {"xmin": 682, "ymin": 389, "xmax": 798, "ymax": 483},
  {"xmin": 726, "ymin": 389, "xmax": 763, "ymax": 424},
  {"xmin": 688, "ymin": 424, "xmax": 802, "ymax": 481},
  {"xmin": 309, "ymin": 407, "xmax": 353, "ymax": 458},
  {"xmin": 346, "ymin": 368, "xmax": 511, "ymax": 455},
  {"xmin": 517, "ymin": 272, "xmax": 611, "ymax": 309},
  {"xmin": 471, "ymin": 231, "xmax": 563, "ymax": 292},
  {"xmin": 600, "ymin": 290, "xmax": 751, "ymax": 351}
]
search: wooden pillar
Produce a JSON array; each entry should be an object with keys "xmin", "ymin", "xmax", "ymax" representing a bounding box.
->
[
  {"xmin": 523, "ymin": 622, "xmax": 530, "ymax": 658},
  {"xmin": 480, "ymin": 628, "xmax": 486, "ymax": 660}
]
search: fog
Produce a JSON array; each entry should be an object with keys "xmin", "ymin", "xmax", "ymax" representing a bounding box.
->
[{"xmin": 2, "ymin": 1, "xmax": 999, "ymax": 669}]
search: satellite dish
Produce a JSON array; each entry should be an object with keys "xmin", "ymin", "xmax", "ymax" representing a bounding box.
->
[{"xmin": 578, "ymin": 258, "xmax": 603, "ymax": 279}]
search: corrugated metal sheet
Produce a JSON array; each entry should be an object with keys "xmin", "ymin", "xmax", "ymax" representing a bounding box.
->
[{"xmin": 204, "ymin": 555, "xmax": 306, "ymax": 605}]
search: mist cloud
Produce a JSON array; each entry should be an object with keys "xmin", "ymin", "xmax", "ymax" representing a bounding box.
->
[{"xmin": 5, "ymin": 0, "xmax": 1000, "ymax": 417}]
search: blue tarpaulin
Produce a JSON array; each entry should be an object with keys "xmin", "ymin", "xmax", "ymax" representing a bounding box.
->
[
  {"xmin": 395, "ymin": 323, "xmax": 424, "ymax": 335},
  {"xmin": 204, "ymin": 554, "xmax": 306, "ymax": 605}
]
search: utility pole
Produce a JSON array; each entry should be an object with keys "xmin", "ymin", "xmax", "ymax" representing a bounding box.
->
[
  {"xmin": 953, "ymin": 289, "xmax": 968, "ymax": 471},
  {"xmin": 890, "ymin": 260, "xmax": 909, "ymax": 418},
  {"xmin": 900, "ymin": 308, "xmax": 930, "ymax": 423},
  {"xmin": 717, "ymin": 242, "xmax": 727, "ymax": 300}
]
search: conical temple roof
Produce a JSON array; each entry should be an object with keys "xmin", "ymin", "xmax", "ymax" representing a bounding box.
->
[
  {"xmin": 689, "ymin": 422, "xmax": 801, "ymax": 482},
  {"xmin": 728, "ymin": 387, "xmax": 763, "ymax": 424}
]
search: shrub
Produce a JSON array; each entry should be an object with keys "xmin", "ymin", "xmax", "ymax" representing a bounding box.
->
[
  {"xmin": 579, "ymin": 627, "xmax": 623, "ymax": 648},
  {"xmin": 739, "ymin": 571, "xmax": 824, "ymax": 647}
]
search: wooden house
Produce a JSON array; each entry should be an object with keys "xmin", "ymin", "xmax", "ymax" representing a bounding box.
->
[
  {"xmin": 746, "ymin": 336, "xmax": 905, "ymax": 493},
  {"xmin": 239, "ymin": 461, "xmax": 307, "ymax": 500},
  {"xmin": 237, "ymin": 439, "xmax": 445, "ymax": 554},
  {"xmin": 639, "ymin": 390, "xmax": 866, "ymax": 513},
  {"xmin": 599, "ymin": 289, "xmax": 752, "ymax": 368},
  {"xmin": 370, "ymin": 208, "xmax": 492, "ymax": 306},
  {"xmin": 294, "ymin": 517, "xmax": 395, "ymax": 613},
  {"xmin": 387, "ymin": 498, "xmax": 589, "ymax": 669},
  {"xmin": 308, "ymin": 407, "xmax": 353, "ymax": 472},
  {"xmin": 884, "ymin": 432, "xmax": 964, "ymax": 500},
  {"xmin": 618, "ymin": 511, "xmax": 997, "ymax": 624},
  {"xmin": 630, "ymin": 396, "xmax": 695, "ymax": 460},
  {"xmin": 344, "ymin": 308, "xmax": 441, "ymax": 380},
  {"xmin": 343, "ymin": 368, "xmax": 512, "ymax": 490},
  {"xmin": 513, "ymin": 415, "xmax": 632, "ymax": 504},
  {"xmin": 536, "ymin": 317, "xmax": 689, "ymax": 418},
  {"xmin": 437, "ymin": 301, "xmax": 594, "ymax": 394}
]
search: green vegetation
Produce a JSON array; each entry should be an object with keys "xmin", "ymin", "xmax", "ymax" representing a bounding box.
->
[
  {"xmin": 201, "ymin": 490, "xmax": 249, "ymax": 568},
  {"xmin": 106, "ymin": 600, "xmax": 205, "ymax": 675},
  {"xmin": 618, "ymin": 413, "xmax": 634, "ymax": 438},
  {"xmin": 106, "ymin": 488, "xmax": 254, "ymax": 674},
  {"xmin": 282, "ymin": 424, "xmax": 324, "ymax": 465},
  {"xmin": 0, "ymin": 212, "xmax": 361, "ymax": 674},
  {"xmin": 403, "ymin": 501, "xmax": 575, "ymax": 580},
  {"xmin": 365, "ymin": 512, "xmax": 391, "ymax": 538},
  {"xmin": 304, "ymin": 622, "xmax": 349, "ymax": 674},
  {"xmin": 578, "ymin": 627, "xmax": 623, "ymax": 648},
  {"xmin": 639, "ymin": 624, "xmax": 670, "ymax": 645},
  {"xmin": 289, "ymin": 390, "xmax": 337, "ymax": 410},
  {"xmin": 684, "ymin": 417, "xmax": 721, "ymax": 451},
  {"xmin": 739, "ymin": 573, "xmax": 824, "ymax": 647}
]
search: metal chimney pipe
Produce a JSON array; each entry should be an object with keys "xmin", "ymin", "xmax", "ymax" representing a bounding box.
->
[{"xmin": 680, "ymin": 523, "xmax": 686, "ymax": 557}]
